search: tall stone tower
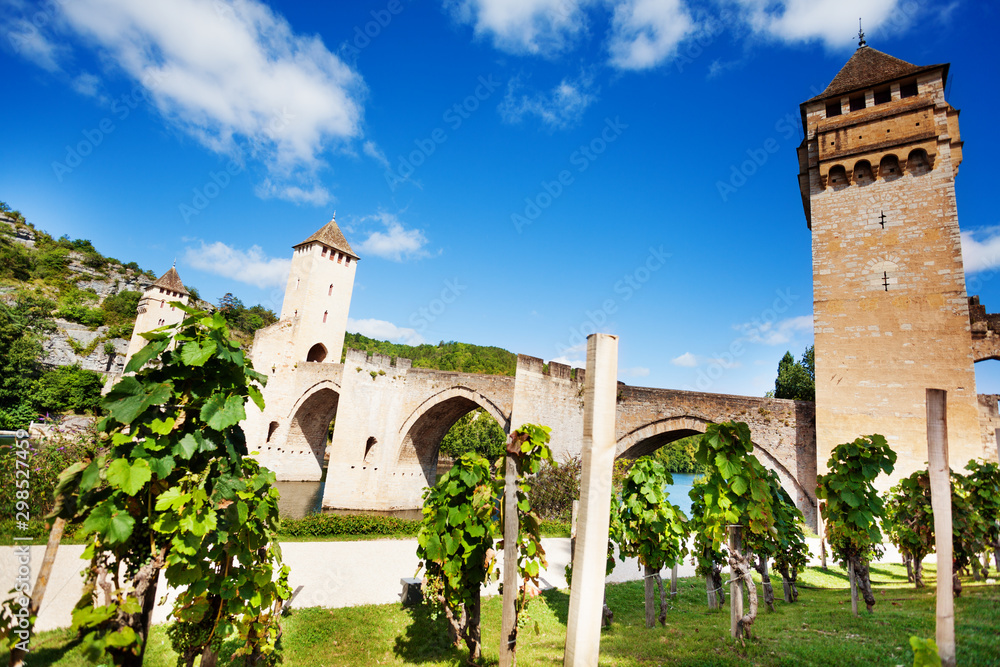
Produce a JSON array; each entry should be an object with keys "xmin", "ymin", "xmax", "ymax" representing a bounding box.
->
[
  {"xmin": 251, "ymin": 217, "xmax": 359, "ymax": 373},
  {"xmin": 121, "ymin": 265, "xmax": 189, "ymax": 370},
  {"xmin": 797, "ymin": 39, "xmax": 981, "ymax": 482}
]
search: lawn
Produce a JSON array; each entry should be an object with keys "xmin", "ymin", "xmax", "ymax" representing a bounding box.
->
[{"xmin": 5, "ymin": 563, "xmax": 998, "ymax": 666}]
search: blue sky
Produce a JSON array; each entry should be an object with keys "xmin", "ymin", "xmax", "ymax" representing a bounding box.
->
[{"xmin": 3, "ymin": 0, "xmax": 999, "ymax": 397}]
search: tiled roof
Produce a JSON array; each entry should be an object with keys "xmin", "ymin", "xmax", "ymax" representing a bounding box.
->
[
  {"xmin": 152, "ymin": 266, "xmax": 188, "ymax": 295},
  {"xmin": 806, "ymin": 46, "xmax": 945, "ymax": 104},
  {"xmin": 294, "ymin": 217, "xmax": 358, "ymax": 259}
]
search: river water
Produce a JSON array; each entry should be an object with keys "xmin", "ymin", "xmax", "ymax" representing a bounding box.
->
[{"xmin": 275, "ymin": 471, "xmax": 699, "ymax": 521}]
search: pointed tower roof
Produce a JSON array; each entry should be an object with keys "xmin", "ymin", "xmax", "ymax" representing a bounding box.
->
[
  {"xmin": 151, "ymin": 266, "xmax": 188, "ymax": 295},
  {"xmin": 294, "ymin": 216, "xmax": 359, "ymax": 259},
  {"xmin": 805, "ymin": 46, "xmax": 946, "ymax": 104}
]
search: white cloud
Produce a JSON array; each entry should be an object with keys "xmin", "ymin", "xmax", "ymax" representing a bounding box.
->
[
  {"xmin": 255, "ymin": 180, "xmax": 332, "ymax": 206},
  {"xmin": 3, "ymin": 14, "xmax": 62, "ymax": 72},
  {"xmin": 355, "ymin": 212, "xmax": 429, "ymax": 262},
  {"xmin": 621, "ymin": 366, "xmax": 650, "ymax": 377},
  {"xmin": 184, "ymin": 241, "xmax": 291, "ymax": 289},
  {"xmin": 71, "ymin": 72, "xmax": 102, "ymax": 97},
  {"xmin": 444, "ymin": 0, "xmax": 592, "ymax": 55},
  {"xmin": 348, "ymin": 318, "xmax": 425, "ymax": 345},
  {"xmin": 551, "ymin": 355, "xmax": 585, "ymax": 368},
  {"xmin": 607, "ymin": 0, "xmax": 696, "ymax": 70},
  {"xmin": 671, "ymin": 351, "xmax": 698, "ymax": 367},
  {"xmin": 54, "ymin": 0, "xmax": 365, "ymax": 202},
  {"xmin": 362, "ymin": 140, "xmax": 392, "ymax": 171},
  {"xmin": 730, "ymin": 0, "xmax": 903, "ymax": 49},
  {"xmin": 735, "ymin": 314, "xmax": 813, "ymax": 345},
  {"xmin": 961, "ymin": 228, "xmax": 1000, "ymax": 274},
  {"xmin": 499, "ymin": 72, "xmax": 597, "ymax": 129}
]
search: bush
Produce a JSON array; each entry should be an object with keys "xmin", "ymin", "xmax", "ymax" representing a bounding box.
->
[
  {"xmin": 56, "ymin": 302, "xmax": 105, "ymax": 327},
  {"xmin": 0, "ymin": 424, "xmax": 100, "ymax": 520},
  {"xmin": 34, "ymin": 365, "xmax": 104, "ymax": 414},
  {"xmin": 529, "ymin": 456, "xmax": 631, "ymax": 522},
  {"xmin": 0, "ymin": 239, "xmax": 34, "ymax": 281},
  {"xmin": 0, "ymin": 402, "xmax": 37, "ymax": 429},
  {"xmin": 34, "ymin": 246, "xmax": 70, "ymax": 280},
  {"xmin": 279, "ymin": 512, "xmax": 422, "ymax": 537}
]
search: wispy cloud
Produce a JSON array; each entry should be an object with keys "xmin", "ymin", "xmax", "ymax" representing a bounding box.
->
[
  {"xmin": 621, "ymin": 366, "xmax": 650, "ymax": 378},
  {"xmin": 444, "ymin": 0, "xmax": 592, "ymax": 56},
  {"xmin": 363, "ymin": 140, "xmax": 392, "ymax": 170},
  {"xmin": 498, "ymin": 72, "xmax": 597, "ymax": 129},
  {"xmin": 607, "ymin": 0, "xmax": 696, "ymax": 70},
  {"xmin": 348, "ymin": 317, "xmax": 425, "ymax": 345},
  {"xmin": 184, "ymin": 241, "xmax": 291, "ymax": 289},
  {"xmin": 355, "ymin": 212, "xmax": 429, "ymax": 262},
  {"xmin": 671, "ymin": 352, "xmax": 740, "ymax": 368},
  {"xmin": 730, "ymin": 0, "xmax": 905, "ymax": 49},
  {"xmin": 42, "ymin": 0, "xmax": 365, "ymax": 204},
  {"xmin": 961, "ymin": 227, "xmax": 1000, "ymax": 274},
  {"xmin": 671, "ymin": 352, "xmax": 698, "ymax": 367},
  {"xmin": 734, "ymin": 314, "xmax": 813, "ymax": 345},
  {"xmin": 3, "ymin": 11, "xmax": 62, "ymax": 72}
]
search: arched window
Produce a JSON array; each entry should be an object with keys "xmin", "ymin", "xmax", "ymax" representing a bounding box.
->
[
  {"xmin": 266, "ymin": 421, "xmax": 279, "ymax": 442},
  {"xmin": 908, "ymin": 148, "xmax": 931, "ymax": 176},
  {"xmin": 828, "ymin": 165, "xmax": 848, "ymax": 189},
  {"xmin": 306, "ymin": 343, "xmax": 328, "ymax": 363},
  {"xmin": 879, "ymin": 154, "xmax": 901, "ymax": 181},
  {"xmin": 364, "ymin": 436, "xmax": 377, "ymax": 463},
  {"xmin": 323, "ymin": 310, "xmax": 328, "ymax": 323},
  {"xmin": 854, "ymin": 160, "xmax": 874, "ymax": 185}
]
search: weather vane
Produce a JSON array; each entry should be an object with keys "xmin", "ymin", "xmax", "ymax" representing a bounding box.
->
[{"xmin": 858, "ymin": 18, "xmax": 866, "ymax": 47}]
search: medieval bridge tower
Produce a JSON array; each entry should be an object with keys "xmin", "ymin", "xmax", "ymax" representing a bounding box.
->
[{"xmin": 798, "ymin": 39, "xmax": 994, "ymax": 481}]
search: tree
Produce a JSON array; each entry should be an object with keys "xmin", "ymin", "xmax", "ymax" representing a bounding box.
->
[
  {"xmin": 692, "ymin": 421, "xmax": 775, "ymax": 640},
  {"xmin": 416, "ymin": 453, "xmax": 497, "ymax": 662},
  {"xmin": 816, "ymin": 434, "xmax": 896, "ymax": 614},
  {"xmin": 771, "ymin": 346, "xmax": 814, "ymax": 401},
  {"xmin": 43, "ymin": 306, "xmax": 290, "ymax": 665},
  {"xmin": 688, "ymin": 480, "xmax": 727, "ymax": 610},
  {"xmin": 745, "ymin": 470, "xmax": 809, "ymax": 609},
  {"xmin": 611, "ymin": 458, "xmax": 689, "ymax": 627},
  {"xmin": 440, "ymin": 409, "xmax": 506, "ymax": 461},
  {"xmin": 963, "ymin": 459, "xmax": 1000, "ymax": 572},
  {"xmin": 885, "ymin": 471, "xmax": 934, "ymax": 587}
]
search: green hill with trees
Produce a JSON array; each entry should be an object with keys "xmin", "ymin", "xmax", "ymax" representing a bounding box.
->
[{"xmin": 341, "ymin": 332, "xmax": 518, "ymax": 376}]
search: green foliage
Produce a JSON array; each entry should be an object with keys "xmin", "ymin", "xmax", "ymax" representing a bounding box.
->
[
  {"xmin": 34, "ymin": 246, "xmax": 71, "ymax": 280},
  {"xmin": 910, "ymin": 636, "xmax": 942, "ymax": 667},
  {"xmin": 963, "ymin": 459, "xmax": 1000, "ymax": 556},
  {"xmin": 771, "ymin": 346, "xmax": 814, "ymax": 401},
  {"xmin": 0, "ymin": 236, "xmax": 34, "ymax": 281},
  {"xmin": 417, "ymin": 453, "xmax": 497, "ymax": 611},
  {"xmin": 343, "ymin": 331, "xmax": 517, "ymax": 376},
  {"xmin": 34, "ymin": 365, "xmax": 104, "ymax": 414},
  {"xmin": 45, "ymin": 306, "xmax": 289, "ymax": 665},
  {"xmin": 279, "ymin": 512, "xmax": 421, "ymax": 538},
  {"xmin": 816, "ymin": 434, "xmax": 897, "ymax": 565},
  {"xmin": 755, "ymin": 470, "xmax": 809, "ymax": 572},
  {"xmin": 528, "ymin": 455, "xmax": 631, "ymax": 522},
  {"xmin": 101, "ymin": 290, "xmax": 142, "ymax": 337},
  {"xmin": 650, "ymin": 435, "xmax": 707, "ymax": 474},
  {"xmin": 950, "ymin": 470, "xmax": 990, "ymax": 575},
  {"xmin": 687, "ymin": 480, "xmax": 728, "ymax": 578},
  {"xmin": 885, "ymin": 470, "xmax": 934, "ymax": 584},
  {"xmin": 612, "ymin": 458, "xmax": 689, "ymax": 572},
  {"xmin": 439, "ymin": 408, "xmax": 506, "ymax": 461},
  {"xmin": 217, "ymin": 292, "xmax": 278, "ymax": 336},
  {"xmin": 691, "ymin": 421, "xmax": 775, "ymax": 545}
]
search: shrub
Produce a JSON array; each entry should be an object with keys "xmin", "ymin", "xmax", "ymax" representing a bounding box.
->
[
  {"xmin": 34, "ymin": 365, "xmax": 104, "ymax": 414},
  {"xmin": 279, "ymin": 512, "xmax": 421, "ymax": 537},
  {"xmin": 529, "ymin": 455, "xmax": 630, "ymax": 522}
]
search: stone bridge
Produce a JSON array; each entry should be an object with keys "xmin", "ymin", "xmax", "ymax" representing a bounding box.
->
[{"xmin": 246, "ymin": 350, "xmax": 817, "ymax": 527}]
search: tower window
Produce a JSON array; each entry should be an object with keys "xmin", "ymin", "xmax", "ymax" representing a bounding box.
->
[
  {"xmin": 828, "ymin": 165, "xmax": 848, "ymax": 188},
  {"xmin": 160, "ymin": 301, "xmax": 164, "ymax": 308},
  {"xmin": 267, "ymin": 421, "xmax": 279, "ymax": 442},
  {"xmin": 900, "ymin": 80, "xmax": 918, "ymax": 98},
  {"xmin": 328, "ymin": 284, "xmax": 333, "ymax": 296},
  {"xmin": 873, "ymin": 87, "xmax": 891, "ymax": 105},
  {"xmin": 826, "ymin": 101, "xmax": 842, "ymax": 118},
  {"xmin": 337, "ymin": 253, "xmax": 343, "ymax": 264},
  {"xmin": 880, "ymin": 154, "xmax": 901, "ymax": 181},
  {"xmin": 322, "ymin": 247, "xmax": 328, "ymax": 257},
  {"xmin": 296, "ymin": 278, "xmax": 300, "ymax": 290},
  {"xmin": 306, "ymin": 343, "xmax": 328, "ymax": 363},
  {"xmin": 849, "ymin": 94, "xmax": 866, "ymax": 112},
  {"xmin": 854, "ymin": 160, "xmax": 874, "ymax": 185},
  {"xmin": 323, "ymin": 310, "xmax": 328, "ymax": 323},
  {"xmin": 908, "ymin": 148, "xmax": 931, "ymax": 176},
  {"xmin": 345, "ymin": 257, "xmax": 351, "ymax": 265}
]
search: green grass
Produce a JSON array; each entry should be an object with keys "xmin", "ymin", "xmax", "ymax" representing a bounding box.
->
[{"xmin": 4, "ymin": 563, "xmax": 998, "ymax": 666}]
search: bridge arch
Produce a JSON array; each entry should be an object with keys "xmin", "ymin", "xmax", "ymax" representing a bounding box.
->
[
  {"xmin": 614, "ymin": 416, "xmax": 814, "ymax": 519},
  {"xmin": 396, "ymin": 386, "xmax": 511, "ymax": 485},
  {"xmin": 283, "ymin": 380, "xmax": 343, "ymax": 480}
]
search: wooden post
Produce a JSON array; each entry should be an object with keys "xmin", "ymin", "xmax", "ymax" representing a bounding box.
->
[
  {"xmin": 728, "ymin": 526, "xmax": 743, "ymax": 640},
  {"xmin": 927, "ymin": 388, "xmax": 956, "ymax": 667},
  {"xmin": 643, "ymin": 565, "xmax": 656, "ymax": 628},
  {"xmin": 499, "ymin": 455, "xmax": 520, "ymax": 667},
  {"xmin": 706, "ymin": 574, "xmax": 718, "ymax": 609},
  {"xmin": 818, "ymin": 506, "xmax": 827, "ymax": 569},
  {"xmin": 848, "ymin": 559, "xmax": 858, "ymax": 616},
  {"xmin": 670, "ymin": 564, "xmax": 678, "ymax": 598},
  {"xmin": 563, "ymin": 334, "xmax": 618, "ymax": 667}
]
